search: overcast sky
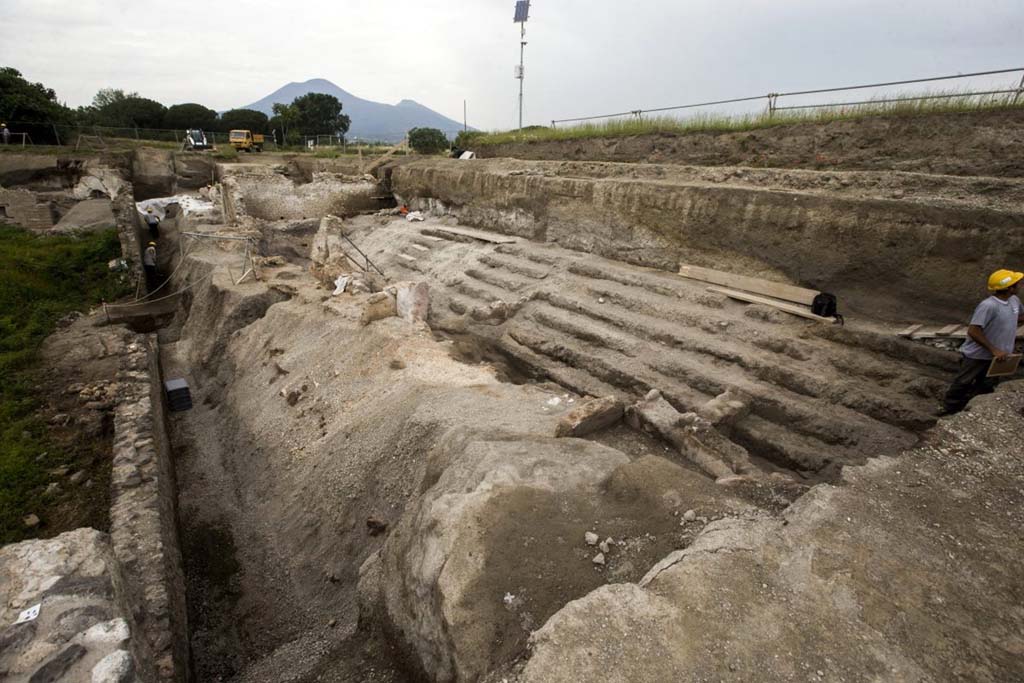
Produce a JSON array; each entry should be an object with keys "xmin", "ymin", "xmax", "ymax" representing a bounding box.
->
[{"xmin": 1, "ymin": 0, "xmax": 1022, "ymax": 130}]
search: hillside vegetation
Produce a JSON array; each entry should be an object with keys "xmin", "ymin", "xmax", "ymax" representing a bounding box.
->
[{"xmin": 472, "ymin": 91, "xmax": 1024, "ymax": 145}]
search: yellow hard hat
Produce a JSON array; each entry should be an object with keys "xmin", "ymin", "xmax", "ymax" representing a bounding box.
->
[
  {"xmin": 987, "ymin": 269, "xmax": 1023, "ymax": 291},
  {"xmin": 148, "ymin": 241, "xmax": 156, "ymax": 246}
]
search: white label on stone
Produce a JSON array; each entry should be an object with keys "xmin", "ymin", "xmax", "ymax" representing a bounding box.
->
[{"xmin": 14, "ymin": 603, "xmax": 40, "ymax": 625}]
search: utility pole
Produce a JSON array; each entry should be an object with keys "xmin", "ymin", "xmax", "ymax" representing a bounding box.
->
[
  {"xmin": 464, "ymin": 100, "xmax": 468, "ymax": 132},
  {"xmin": 514, "ymin": 1, "xmax": 531, "ymax": 130}
]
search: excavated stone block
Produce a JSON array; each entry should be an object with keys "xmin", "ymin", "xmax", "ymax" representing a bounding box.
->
[
  {"xmin": 379, "ymin": 436, "xmax": 629, "ymax": 682},
  {"xmin": 554, "ymin": 396, "xmax": 624, "ymax": 437},
  {"xmin": 394, "ymin": 281, "xmax": 430, "ymax": 323},
  {"xmin": 0, "ymin": 529, "xmax": 139, "ymax": 683},
  {"xmin": 360, "ymin": 292, "xmax": 398, "ymax": 326}
]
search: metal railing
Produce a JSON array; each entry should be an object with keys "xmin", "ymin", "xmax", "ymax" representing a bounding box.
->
[{"xmin": 551, "ymin": 67, "xmax": 1024, "ymax": 127}]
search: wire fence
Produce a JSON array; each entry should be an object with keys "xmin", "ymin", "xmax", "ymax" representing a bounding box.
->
[
  {"xmin": 550, "ymin": 67, "xmax": 1024, "ymax": 127},
  {"xmin": 0, "ymin": 121, "xmax": 407, "ymax": 153},
  {"xmin": 0, "ymin": 121, "xmax": 287, "ymax": 149}
]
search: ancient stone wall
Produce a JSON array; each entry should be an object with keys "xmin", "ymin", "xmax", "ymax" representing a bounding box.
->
[{"xmin": 108, "ymin": 334, "xmax": 189, "ymax": 682}]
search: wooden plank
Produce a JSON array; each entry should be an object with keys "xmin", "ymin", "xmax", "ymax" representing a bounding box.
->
[
  {"xmin": 431, "ymin": 226, "xmax": 519, "ymax": 244},
  {"xmin": 707, "ymin": 286, "xmax": 835, "ymax": 323},
  {"xmin": 937, "ymin": 324, "xmax": 960, "ymax": 335},
  {"xmin": 398, "ymin": 253, "xmax": 417, "ymax": 262},
  {"xmin": 897, "ymin": 323, "xmax": 924, "ymax": 337},
  {"xmin": 410, "ymin": 244, "xmax": 430, "ymax": 252},
  {"xmin": 680, "ymin": 264, "xmax": 818, "ymax": 306}
]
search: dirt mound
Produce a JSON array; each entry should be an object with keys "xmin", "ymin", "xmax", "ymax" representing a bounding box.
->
[{"xmin": 475, "ymin": 108, "xmax": 1024, "ymax": 178}]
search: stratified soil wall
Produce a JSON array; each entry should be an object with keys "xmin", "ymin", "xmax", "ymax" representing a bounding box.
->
[
  {"xmin": 476, "ymin": 109, "xmax": 1024, "ymax": 177},
  {"xmin": 388, "ymin": 158, "xmax": 1024, "ymax": 319}
]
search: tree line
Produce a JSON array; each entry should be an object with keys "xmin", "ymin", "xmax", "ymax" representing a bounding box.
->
[{"xmin": 0, "ymin": 67, "xmax": 351, "ymax": 145}]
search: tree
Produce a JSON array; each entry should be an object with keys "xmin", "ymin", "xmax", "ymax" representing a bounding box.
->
[
  {"xmin": 270, "ymin": 102, "xmax": 298, "ymax": 144},
  {"xmin": 164, "ymin": 103, "xmax": 218, "ymax": 131},
  {"xmin": 91, "ymin": 88, "xmax": 137, "ymax": 110},
  {"xmin": 219, "ymin": 108, "xmax": 269, "ymax": 134},
  {"xmin": 87, "ymin": 89, "xmax": 166, "ymax": 129},
  {"xmin": 292, "ymin": 93, "xmax": 350, "ymax": 136},
  {"xmin": 0, "ymin": 67, "xmax": 69, "ymax": 121},
  {"xmin": 408, "ymin": 127, "xmax": 450, "ymax": 154},
  {"xmin": 0, "ymin": 67, "xmax": 73, "ymax": 143}
]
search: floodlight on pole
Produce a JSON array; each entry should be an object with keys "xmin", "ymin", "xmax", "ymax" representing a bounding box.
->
[{"xmin": 514, "ymin": 1, "xmax": 531, "ymax": 130}]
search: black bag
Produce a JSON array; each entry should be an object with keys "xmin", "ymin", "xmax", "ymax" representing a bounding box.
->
[{"xmin": 811, "ymin": 292, "xmax": 844, "ymax": 324}]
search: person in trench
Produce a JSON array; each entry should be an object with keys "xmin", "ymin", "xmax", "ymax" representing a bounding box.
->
[
  {"xmin": 143, "ymin": 241, "xmax": 160, "ymax": 292},
  {"xmin": 938, "ymin": 268, "xmax": 1023, "ymax": 416},
  {"xmin": 144, "ymin": 206, "xmax": 160, "ymax": 238}
]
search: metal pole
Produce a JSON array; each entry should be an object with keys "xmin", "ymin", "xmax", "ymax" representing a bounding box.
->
[
  {"xmin": 518, "ymin": 22, "xmax": 526, "ymax": 130},
  {"xmin": 464, "ymin": 100, "xmax": 468, "ymax": 132}
]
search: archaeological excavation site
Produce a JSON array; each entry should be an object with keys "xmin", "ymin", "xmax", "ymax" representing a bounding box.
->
[{"xmin": 2, "ymin": 109, "xmax": 1024, "ymax": 683}]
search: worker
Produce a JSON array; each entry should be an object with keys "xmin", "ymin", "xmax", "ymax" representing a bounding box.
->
[
  {"xmin": 143, "ymin": 241, "xmax": 159, "ymax": 291},
  {"xmin": 144, "ymin": 206, "xmax": 160, "ymax": 238},
  {"xmin": 1, "ymin": 123, "xmax": 10, "ymax": 145},
  {"xmin": 938, "ymin": 268, "xmax": 1023, "ymax": 416}
]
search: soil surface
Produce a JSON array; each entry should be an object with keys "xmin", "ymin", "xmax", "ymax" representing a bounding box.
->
[{"xmin": 22, "ymin": 314, "xmax": 127, "ymax": 539}]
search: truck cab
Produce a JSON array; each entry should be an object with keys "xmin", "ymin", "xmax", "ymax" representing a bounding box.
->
[{"xmin": 229, "ymin": 129, "xmax": 264, "ymax": 152}]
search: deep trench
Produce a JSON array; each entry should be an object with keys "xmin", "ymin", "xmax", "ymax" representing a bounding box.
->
[{"xmin": 137, "ymin": 168, "xmax": 947, "ymax": 681}]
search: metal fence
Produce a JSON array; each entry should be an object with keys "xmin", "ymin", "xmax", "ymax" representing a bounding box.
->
[
  {"xmin": 550, "ymin": 67, "xmax": 1024, "ymax": 127},
  {"xmin": 0, "ymin": 121, "xmax": 291, "ymax": 149}
]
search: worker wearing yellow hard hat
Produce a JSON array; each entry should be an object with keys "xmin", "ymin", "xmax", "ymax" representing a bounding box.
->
[
  {"xmin": 938, "ymin": 268, "xmax": 1024, "ymax": 416},
  {"xmin": 987, "ymin": 269, "xmax": 1023, "ymax": 292}
]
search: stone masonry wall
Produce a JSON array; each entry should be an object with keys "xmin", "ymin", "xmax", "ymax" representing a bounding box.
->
[{"xmin": 108, "ymin": 334, "xmax": 189, "ymax": 682}]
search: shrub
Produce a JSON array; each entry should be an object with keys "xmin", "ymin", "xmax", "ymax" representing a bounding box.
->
[{"xmin": 408, "ymin": 127, "xmax": 449, "ymax": 154}]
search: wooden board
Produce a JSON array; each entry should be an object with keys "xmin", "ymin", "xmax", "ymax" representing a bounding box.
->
[
  {"xmin": 897, "ymin": 323, "xmax": 924, "ymax": 337},
  {"xmin": 988, "ymin": 354, "xmax": 1022, "ymax": 377},
  {"xmin": 680, "ymin": 264, "xmax": 819, "ymax": 306},
  {"xmin": 707, "ymin": 286, "xmax": 835, "ymax": 323},
  {"xmin": 429, "ymin": 226, "xmax": 519, "ymax": 244}
]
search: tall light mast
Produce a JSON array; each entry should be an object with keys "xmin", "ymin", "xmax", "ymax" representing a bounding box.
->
[{"xmin": 514, "ymin": 1, "xmax": 531, "ymax": 130}]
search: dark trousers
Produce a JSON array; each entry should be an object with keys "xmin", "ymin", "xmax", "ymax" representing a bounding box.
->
[
  {"xmin": 144, "ymin": 264, "xmax": 159, "ymax": 292},
  {"xmin": 942, "ymin": 355, "xmax": 998, "ymax": 413}
]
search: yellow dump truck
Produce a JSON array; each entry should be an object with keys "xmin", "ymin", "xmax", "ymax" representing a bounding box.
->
[{"xmin": 229, "ymin": 130, "xmax": 264, "ymax": 152}]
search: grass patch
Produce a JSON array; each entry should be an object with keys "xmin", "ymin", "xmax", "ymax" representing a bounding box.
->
[
  {"xmin": 474, "ymin": 91, "xmax": 1024, "ymax": 145},
  {"xmin": 212, "ymin": 145, "xmax": 238, "ymax": 160},
  {"xmin": 0, "ymin": 225, "xmax": 129, "ymax": 544}
]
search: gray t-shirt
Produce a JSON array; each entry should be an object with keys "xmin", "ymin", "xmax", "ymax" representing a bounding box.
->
[{"xmin": 960, "ymin": 295, "xmax": 1022, "ymax": 359}]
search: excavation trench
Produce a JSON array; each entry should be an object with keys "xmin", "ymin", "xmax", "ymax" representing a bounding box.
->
[
  {"xmin": 150, "ymin": 201, "xmax": 951, "ymax": 683},
  {"xmin": 118, "ymin": 150, "xmax": 983, "ymax": 682}
]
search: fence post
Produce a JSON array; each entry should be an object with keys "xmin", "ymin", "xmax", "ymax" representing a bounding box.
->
[
  {"xmin": 1014, "ymin": 73, "xmax": 1024, "ymax": 104},
  {"xmin": 767, "ymin": 93, "xmax": 779, "ymax": 118},
  {"xmin": 551, "ymin": 120, "xmax": 556, "ymax": 128},
  {"xmin": 52, "ymin": 124, "xmax": 61, "ymax": 146}
]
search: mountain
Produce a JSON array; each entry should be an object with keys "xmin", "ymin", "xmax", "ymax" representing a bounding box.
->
[{"xmin": 236, "ymin": 78, "xmax": 469, "ymax": 143}]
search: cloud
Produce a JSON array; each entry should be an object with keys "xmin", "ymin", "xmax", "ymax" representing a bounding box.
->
[{"xmin": 0, "ymin": 0, "xmax": 1021, "ymax": 130}]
